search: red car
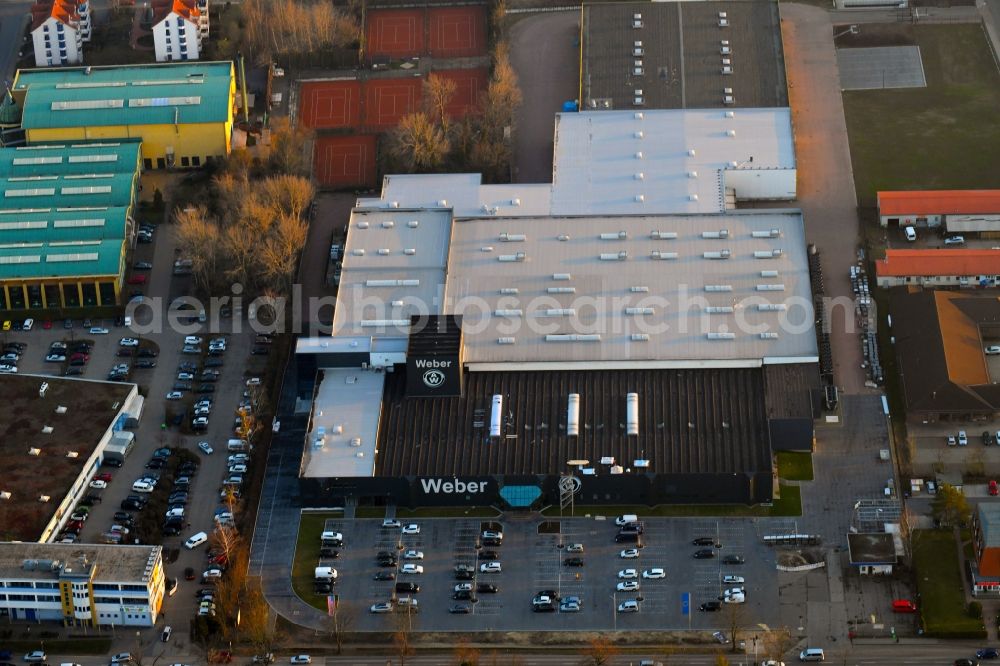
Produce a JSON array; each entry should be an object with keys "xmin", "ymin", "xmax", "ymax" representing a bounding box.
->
[
  {"xmin": 208, "ymin": 553, "xmax": 228, "ymax": 566},
  {"xmin": 42, "ymin": 320, "xmax": 52, "ymax": 329},
  {"xmin": 891, "ymin": 599, "xmax": 917, "ymax": 613},
  {"xmin": 94, "ymin": 472, "xmax": 113, "ymax": 482},
  {"xmin": 126, "ymin": 274, "xmax": 147, "ymax": 285},
  {"xmin": 991, "ymin": 480, "xmax": 998, "ymax": 496},
  {"xmin": 66, "ymin": 520, "xmax": 84, "ymax": 531}
]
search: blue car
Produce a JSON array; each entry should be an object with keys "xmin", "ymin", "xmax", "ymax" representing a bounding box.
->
[{"xmin": 978, "ymin": 648, "xmax": 1000, "ymax": 660}]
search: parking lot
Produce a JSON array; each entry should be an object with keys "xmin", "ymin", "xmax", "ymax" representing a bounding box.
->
[
  {"xmin": 0, "ymin": 218, "xmax": 271, "ymax": 626},
  {"xmin": 299, "ymin": 516, "xmax": 781, "ymax": 632}
]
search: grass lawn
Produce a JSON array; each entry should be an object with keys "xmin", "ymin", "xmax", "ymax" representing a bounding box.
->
[
  {"xmin": 541, "ymin": 485, "xmax": 801, "ymax": 518},
  {"xmin": 291, "ymin": 512, "xmax": 338, "ymax": 611},
  {"xmin": 841, "ymin": 24, "xmax": 1000, "ymax": 207},
  {"xmin": 776, "ymin": 451, "xmax": 814, "ymax": 481},
  {"xmin": 912, "ymin": 529, "xmax": 985, "ymax": 637}
]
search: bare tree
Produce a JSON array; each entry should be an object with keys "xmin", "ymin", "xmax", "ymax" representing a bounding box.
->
[
  {"xmin": 579, "ymin": 637, "xmax": 619, "ymax": 665},
  {"xmin": 723, "ymin": 601, "xmax": 748, "ymax": 654},
  {"xmin": 453, "ymin": 639, "xmax": 480, "ymax": 666},
  {"xmin": 714, "ymin": 655, "xmax": 730, "ymax": 666},
  {"xmin": 243, "ymin": 0, "xmax": 359, "ymax": 61},
  {"xmin": 174, "ymin": 205, "xmax": 224, "ymax": 294},
  {"xmin": 328, "ymin": 598, "xmax": 355, "ymax": 654},
  {"xmin": 388, "ymin": 112, "xmax": 452, "ymax": 172},
  {"xmin": 241, "ymin": 582, "xmax": 275, "ymax": 655},
  {"xmin": 423, "ymin": 73, "xmax": 458, "ymax": 132},
  {"xmin": 392, "ymin": 607, "xmax": 416, "ymax": 665},
  {"xmin": 762, "ymin": 627, "xmax": 796, "ymax": 663},
  {"xmin": 266, "ymin": 117, "xmax": 314, "ymax": 178}
]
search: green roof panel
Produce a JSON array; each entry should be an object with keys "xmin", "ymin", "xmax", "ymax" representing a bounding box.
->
[
  {"xmin": 0, "ymin": 238, "xmax": 124, "ymax": 280},
  {"xmin": 0, "ymin": 141, "xmax": 141, "ymax": 178},
  {"xmin": 0, "ymin": 206, "xmax": 130, "ymax": 244},
  {"xmin": 14, "ymin": 61, "xmax": 234, "ymax": 130}
]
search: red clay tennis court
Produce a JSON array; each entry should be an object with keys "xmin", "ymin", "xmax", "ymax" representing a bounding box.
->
[
  {"xmin": 364, "ymin": 77, "xmax": 423, "ymax": 130},
  {"xmin": 366, "ymin": 9, "xmax": 425, "ymax": 58},
  {"xmin": 299, "ymin": 80, "xmax": 362, "ymax": 130},
  {"xmin": 314, "ymin": 135, "xmax": 378, "ymax": 188},
  {"xmin": 435, "ymin": 68, "xmax": 488, "ymax": 117},
  {"xmin": 428, "ymin": 6, "xmax": 487, "ymax": 58}
]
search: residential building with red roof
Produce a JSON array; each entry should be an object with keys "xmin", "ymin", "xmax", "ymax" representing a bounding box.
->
[
  {"xmin": 875, "ymin": 249, "xmax": 1000, "ymax": 288},
  {"xmin": 151, "ymin": 0, "xmax": 209, "ymax": 63},
  {"xmin": 877, "ymin": 190, "xmax": 1000, "ymax": 237},
  {"xmin": 29, "ymin": 0, "xmax": 91, "ymax": 67}
]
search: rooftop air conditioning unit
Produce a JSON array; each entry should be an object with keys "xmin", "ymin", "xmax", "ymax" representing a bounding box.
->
[
  {"xmin": 719, "ymin": 18, "xmax": 729, "ymax": 27},
  {"xmin": 633, "ymin": 47, "xmax": 644, "ymax": 56},
  {"xmin": 633, "ymin": 96, "xmax": 644, "ymax": 106},
  {"xmin": 722, "ymin": 66, "xmax": 733, "ymax": 75},
  {"xmin": 724, "ymin": 95, "xmax": 735, "ymax": 105},
  {"xmin": 634, "ymin": 67, "xmax": 644, "ymax": 76}
]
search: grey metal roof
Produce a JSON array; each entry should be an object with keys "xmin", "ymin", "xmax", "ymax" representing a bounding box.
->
[
  {"xmin": 0, "ymin": 543, "xmax": 161, "ymax": 584},
  {"xmin": 980, "ymin": 504, "xmax": 1000, "ymax": 548},
  {"xmin": 582, "ymin": 1, "xmax": 788, "ymax": 111}
]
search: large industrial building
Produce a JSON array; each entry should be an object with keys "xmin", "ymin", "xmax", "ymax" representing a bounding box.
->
[
  {"xmin": 0, "ymin": 542, "xmax": 163, "ymax": 626},
  {"xmin": 4, "ymin": 61, "xmax": 236, "ymax": 169},
  {"xmin": 295, "ymin": 104, "xmax": 816, "ymax": 508},
  {"xmin": 0, "ymin": 375, "xmax": 142, "ymax": 543},
  {"xmin": 0, "ymin": 141, "xmax": 142, "ymax": 310}
]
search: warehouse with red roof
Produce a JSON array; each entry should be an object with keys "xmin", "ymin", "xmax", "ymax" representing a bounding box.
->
[
  {"xmin": 877, "ymin": 190, "xmax": 1000, "ymax": 237},
  {"xmin": 875, "ymin": 249, "xmax": 1000, "ymax": 288}
]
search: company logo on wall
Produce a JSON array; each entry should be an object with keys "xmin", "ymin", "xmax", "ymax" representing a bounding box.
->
[{"xmin": 422, "ymin": 369, "xmax": 445, "ymax": 388}]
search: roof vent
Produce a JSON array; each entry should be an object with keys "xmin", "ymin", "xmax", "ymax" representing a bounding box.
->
[
  {"xmin": 707, "ymin": 332, "xmax": 736, "ymax": 340},
  {"xmin": 511, "ymin": 198, "xmax": 521, "ymax": 206},
  {"xmin": 689, "ymin": 194, "xmax": 699, "ymax": 201},
  {"xmin": 726, "ymin": 130, "xmax": 736, "ymax": 137},
  {"xmin": 41, "ymin": 426, "xmax": 53, "ymax": 434},
  {"xmin": 687, "ymin": 149, "xmax": 696, "ymax": 157},
  {"xmin": 634, "ymin": 131, "xmax": 644, "ymax": 139},
  {"xmin": 437, "ymin": 199, "xmax": 448, "ymax": 207},
  {"xmin": 404, "ymin": 248, "xmax": 416, "ymax": 255},
  {"xmin": 719, "ymin": 17, "xmax": 729, "ymax": 27},
  {"xmin": 633, "ymin": 96, "xmax": 644, "ymax": 106},
  {"xmin": 688, "ymin": 171, "xmax": 698, "ymax": 178},
  {"xmin": 631, "ymin": 333, "xmax": 650, "ymax": 341},
  {"xmin": 39, "ymin": 382, "xmax": 48, "ymax": 397},
  {"xmin": 377, "ymin": 248, "xmax": 390, "ymax": 255},
  {"xmin": 600, "ymin": 251, "xmax": 629, "ymax": 261},
  {"xmin": 553, "ymin": 273, "xmax": 572, "ymax": 281},
  {"xmin": 38, "ymin": 495, "xmax": 51, "ymax": 503},
  {"xmin": 634, "ymin": 112, "xmax": 643, "ymax": 120},
  {"xmin": 0, "ymin": 491, "xmax": 10, "ymax": 500},
  {"xmin": 703, "ymin": 250, "xmax": 731, "ymax": 259},
  {"xmin": 761, "ymin": 270, "xmax": 780, "ymax": 278},
  {"xmin": 758, "ymin": 303, "xmax": 788, "ymax": 311},
  {"xmin": 634, "ymin": 195, "xmax": 644, "ymax": 202},
  {"xmin": 756, "ymin": 284, "xmax": 786, "ymax": 291},
  {"xmin": 630, "ymin": 286, "xmax": 649, "ymax": 293},
  {"xmin": 722, "ymin": 66, "xmax": 733, "ymax": 75},
  {"xmin": 600, "ymin": 231, "xmax": 627, "ymax": 240},
  {"xmin": 28, "ymin": 447, "xmax": 41, "ymax": 456},
  {"xmin": 55, "ymin": 405, "xmax": 66, "ymax": 414},
  {"xmin": 760, "ymin": 332, "xmax": 779, "ymax": 339},
  {"xmin": 650, "ymin": 230, "xmax": 677, "ymax": 240},
  {"xmin": 500, "ymin": 287, "xmax": 519, "ymax": 295},
  {"xmin": 754, "ymin": 249, "xmax": 783, "ymax": 258},
  {"xmin": 557, "ymin": 234, "xmax": 571, "ymax": 241},
  {"xmin": 651, "ymin": 251, "xmax": 678, "ymax": 260},
  {"xmin": 391, "ymin": 300, "xmax": 404, "ymax": 307},
  {"xmin": 548, "ymin": 287, "xmax": 576, "ymax": 294},
  {"xmin": 407, "ymin": 219, "xmax": 419, "ymax": 228},
  {"xmin": 725, "ymin": 111, "xmax": 735, "ymax": 118},
  {"xmin": 625, "ymin": 307, "xmax": 654, "ymax": 315},
  {"xmin": 498, "ymin": 337, "xmax": 516, "ymax": 345},
  {"xmin": 357, "ymin": 221, "xmax": 369, "ymax": 229},
  {"xmin": 752, "ymin": 229, "xmax": 782, "ymax": 238},
  {"xmin": 702, "ymin": 229, "xmax": 730, "ymax": 239},
  {"xmin": 635, "ymin": 151, "xmax": 643, "ymax": 159},
  {"xmin": 494, "ymin": 309, "xmax": 523, "ymax": 317},
  {"xmin": 498, "ymin": 252, "xmax": 526, "ymax": 262},
  {"xmin": 705, "ymin": 306, "xmax": 735, "ymax": 314},
  {"xmin": 724, "ymin": 95, "xmax": 735, "ymax": 105},
  {"xmin": 481, "ymin": 246, "xmax": 494, "ymax": 252},
  {"xmin": 500, "ymin": 232, "xmax": 526, "ymax": 242},
  {"xmin": 545, "ymin": 334, "xmax": 601, "ymax": 342},
  {"xmin": 65, "ymin": 451, "xmax": 78, "ymax": 458},
  {"xmin": 705, "ymin": 284, "xmax": 733, "ymax": 292},
  {"xmin": 381, "ymin": 220, "xmax": 395, "ymax": 228},
  {"xmin": 633, "ymin": 47, "xmax": 644, "ymax": 57}
]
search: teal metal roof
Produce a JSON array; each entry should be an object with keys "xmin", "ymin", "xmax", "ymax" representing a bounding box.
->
[
  {"xmin": 0, "ymin": 206, "xmax": 130, "ymax": 244},
  {"xmin": 14, "ymin": 61, "xmax": 234, "ymax": 130},
  {"xmin": 0, "ymin": 238, "xmax": 124, "ymax": 279},
  {"xmin": 1, "ymin": 171, "xmax": 136, "ymax": 209},
  {"xmin": 0, "ymin": 142, "xmax": 141, "ymax": 178}
]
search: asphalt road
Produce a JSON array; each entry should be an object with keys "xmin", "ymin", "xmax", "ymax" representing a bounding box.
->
[{"xmin": 509, "ymin": 11, "xmax": 580, "ymax": 184}]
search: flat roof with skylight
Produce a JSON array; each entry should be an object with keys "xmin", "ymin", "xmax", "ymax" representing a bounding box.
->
[
  {"xmin": 301, "ymin": 368, "xmax": 385, "ymax": 478},
  {"xmin": 446, "ymin": 211, "xmax": 815, "ymax": 368},
  {"xmin": 552, "ymin": 108, "xmax": 796, "ymax": 215}
]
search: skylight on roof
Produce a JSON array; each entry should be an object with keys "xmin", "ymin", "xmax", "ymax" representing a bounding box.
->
[
  {"xmin": 0, "ymin": 221, "xmax": 47, "ymax": 231},
  {"xmin": 51, "ymin": 99, "xmax": 125, "ymax": 111},
  {"xmin": 61, "ymin": 186, "xmax": 112, "ymax": 195},
  {"xmin": 52, "ymin": 218, "xmax": 105, "ymax": 228},
  {"xmin": 54, "ymin": 82, "xmax": 127, "ymax": 89},
  {"xmin": 0, "ymin": 255, "xmax": 41, "ymax": 264},
  {"xmin": 128, "ymin": 96, "xmax": 201, "ymax": 107},
  {"xmin": 7, "ymin": 176, "xmax": 59, "ymax": 182},
  {"xmin": 47, "ymin": 252, "xmax": 99, "ymax": 263},
  {"xmin": 63, "ymin": 174, "xmax": 115, "ymax": 180},
  {"xmin": 12, "ymin": 157, "xmax": 63, "ymax": 166},
  {"xmin": 68, "ymin": 154, "xmax": 118, "ymax": 164},
  {"xmin": 5, "ymin": 188, "xmax": 56, "ymax": 197}
]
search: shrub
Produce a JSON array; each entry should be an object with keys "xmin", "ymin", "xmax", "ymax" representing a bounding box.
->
[{"xmin": 968, "ymin": 601, "xmax": 983, "ymax": 619}]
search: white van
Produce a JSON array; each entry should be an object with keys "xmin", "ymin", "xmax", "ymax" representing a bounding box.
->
[
  {"xmin": 228, "ymin": 439, "xmax": 249, "ymax": 452},
  {"xmin": 903, "ymin": 226, "xmax": 916, "ymax": 242},
  {"xmin": 799, "ymin": 647, "xmax": 825, "ymax": 661},
  {"xmin": 314, "ymin": 566, "xmax": 338, "ymax": 581},
  {"xmin": 615, "ymin": 514, "xmax": 639, "ymax": 526},
  {"xmin": 184, "ymin": 531, "xmax": 208, "ymax": 549}
]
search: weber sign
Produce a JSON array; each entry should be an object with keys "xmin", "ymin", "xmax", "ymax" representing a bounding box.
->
[
  {"xmin": 406, "ymin": 355, "xmax": 462, "ymax": 397},
  {"xmin": 405, "ymin": 314, "xmax": 464, "ymax": 397}
]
